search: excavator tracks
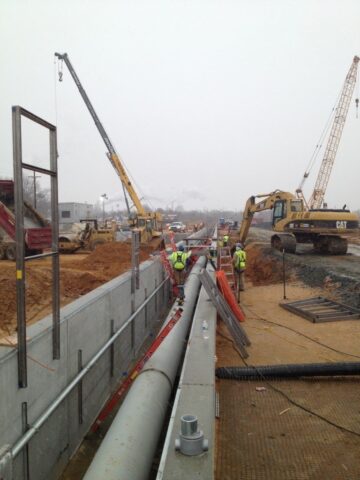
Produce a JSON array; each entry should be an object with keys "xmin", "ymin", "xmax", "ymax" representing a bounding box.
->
[
  {"xmin": 313, "ymin": 235, "xmax": 348, "ymax": 255},
  {"xmin": 271, "ymin": 233, "xmax": 297, "ymax": 254}
]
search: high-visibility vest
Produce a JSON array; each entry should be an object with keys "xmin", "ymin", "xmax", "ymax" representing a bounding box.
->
[
  {"xmin": 234, "ymin": 250, "xmax": 246, "ymax": 269},
  {"xmin": 223, "ymin": 235, "xmax": 229, "ymax": 243},
  {"xmin": 169, "ymin": 251, "xmax": 188, "ymax": 270}
]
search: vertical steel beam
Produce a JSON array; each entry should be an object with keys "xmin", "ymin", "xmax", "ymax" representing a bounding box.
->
[
  {"xmin": 131, "ymin": 231, "xmax": 140, "ymax": 354},
  {"xmin": 144, "ymin": 288, "xmax": 148, "ymax": 329},
  {"xmin": 21, "ymin": 402, "xmax": 30, "ymax": 479},
  {"xmin": 78, "ymin": 350, "xmax": 83, "ymax": 425},
  {"xmin": 154, "ymin": 278, "xmax": 158, "ymax": 313},
  {"xmin": 12, "ymin": 106, "xmax": 27, "ymax": 388},
  {"xmin": 50, "ymin": 128, "xmax": 60, "ymax": 359},
  {"xmin": 131, "ymin": 231, "xmax": 140, "ymax": 292},
  {"xmin": 0, "ymin": 445, "xmax": 13, "ymax": 480},
  {"xmin": 110, "ymin": 320, "xmax": 115, "ymax": 377}
]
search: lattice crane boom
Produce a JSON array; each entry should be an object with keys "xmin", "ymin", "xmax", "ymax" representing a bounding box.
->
[{"xmin": 308, "ymin": 55, "xmax": 359, "ymax": 209}]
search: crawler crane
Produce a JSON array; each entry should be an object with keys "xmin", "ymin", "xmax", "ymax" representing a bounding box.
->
[
  {"xmin": 55, "ymin": 52, "xmax": 163, "ymax": 246},
  {"xmin": 297, "ymin": 55, "xmax": 359, "ymax": 208},
  {"xmin": 239, "ymin": 190, "xmax": 359, "ymax": 254}
]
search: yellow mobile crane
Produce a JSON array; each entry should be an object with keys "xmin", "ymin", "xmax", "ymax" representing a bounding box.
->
[
  {"xmin": 55, "ymin": 52, "xmax": 163, "ymax": 246},
  {"xmin": 239, "ymin": 190, "xmax": 359, "ymax": 254}
]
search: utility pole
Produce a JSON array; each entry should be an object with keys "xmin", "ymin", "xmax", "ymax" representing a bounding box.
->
[
  {"xmin": 101, "ymin": 193, "xmax": 108, "ymax": 224},
  {"xmin": 28, "ymin": 172, "xmax": 41, "ymax": 209}
]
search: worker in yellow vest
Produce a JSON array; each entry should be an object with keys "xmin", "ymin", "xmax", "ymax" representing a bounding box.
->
[
  {"xmin": 223, "ymin": 234, "xmax": 229, "ymax": 247},
  {"xmin": 169, "ymin": 244, "xmax": 192, "ymax": 303},
  {"xmin": 233, "ymin": 243, "xmax": 246, "ymax": 292}
]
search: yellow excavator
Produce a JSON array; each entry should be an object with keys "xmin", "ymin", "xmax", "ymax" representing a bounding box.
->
[
  {"xmin": 55, "ymin": 52, "xmax": 163, "ymax": 247},
  {"xmin": 239, "ymin": 190, "xmax": 359, "ymax": 254},
  {"xmin": 240, "ymin": 57, "xmax": 360, "ymax": 255}
]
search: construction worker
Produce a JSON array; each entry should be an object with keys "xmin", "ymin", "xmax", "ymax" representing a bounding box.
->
[
  {"xmin": 223, "ymin": 234, "xmax": 229, "ymax": 247},
  {"xmin": 233, "ymin": 243, "xmax": 246, "ymax": 292},
  {"xmin": 169, "ymin": 244, "xmax": 191, "ymax": 303}
]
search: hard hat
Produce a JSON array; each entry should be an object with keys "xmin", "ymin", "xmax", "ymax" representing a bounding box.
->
[
  {"xmin": 236, "ymin": 242, "xmax": 243, "ymax": 250},
  {"xmin": 178, "ymin": 244, "xmax": 185, "ymax": 251}
]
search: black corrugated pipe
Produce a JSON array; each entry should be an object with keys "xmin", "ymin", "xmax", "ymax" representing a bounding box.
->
[{"xmin": 216, "ymin": 362, "xmax": 360, "ymax": 380}]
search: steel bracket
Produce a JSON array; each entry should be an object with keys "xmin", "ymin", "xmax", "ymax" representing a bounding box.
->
[{"xmin": 0, "ymin": 445, "xmax": 13, "ymax": 480}]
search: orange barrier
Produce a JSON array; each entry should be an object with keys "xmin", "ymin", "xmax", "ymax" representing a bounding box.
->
[{"xmin": 216, "ymin": 270, "xmax": 246, "ymax": 322}]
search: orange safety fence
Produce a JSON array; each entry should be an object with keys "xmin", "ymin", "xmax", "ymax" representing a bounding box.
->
[{"xmin": 216, "ymin": 270, "xmax": 246, "ymax": 323}]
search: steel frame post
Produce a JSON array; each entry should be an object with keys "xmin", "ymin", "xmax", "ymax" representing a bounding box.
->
[
  {"xmin": 50, "ymin": 126, "xmax": 60, "ymax": 359},
  {"xmin": 131, "ymin": 231, "xmax": 140, "ymax": 354},
  {"xmin": 21, "ymin": 402, "xmax": 30, "ymax": 479},
  {"xmin": 110, "ymin": 320, "xmax": 115, "ymax": 377},
  {"xmin": 13, "ymin": 106, "xmax": 26, "ymax": 388},
  {"xmin": 12, "ymin": 106, "xmax": 60, "ymax": 388},
  {"xmin": 0, "ymin": 445, "xmax": 13, "ymax": 480},
  {"xmin": 78, "ymin": 350, "xmax": 83, "ymax": 425},
  {"xmin": 131, "ymin": 231, "xmax": 140, "ymax": 292}
]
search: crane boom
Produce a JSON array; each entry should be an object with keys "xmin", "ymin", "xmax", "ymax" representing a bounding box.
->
[
  {"xmin": 54, "ymin": 52, "xmax": 146, "ymax": 216},
  {"xmin": 308, "ymin": 55, "xmax": 359, "ymax": 209}
]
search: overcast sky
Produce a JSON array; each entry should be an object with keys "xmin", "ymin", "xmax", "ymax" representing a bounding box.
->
[{"xmin": 1, "ymin": 0, "xmax": 360, "ymax": 212}]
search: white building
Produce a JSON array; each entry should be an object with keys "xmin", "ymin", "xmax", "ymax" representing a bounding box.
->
[{"xmin": 59, "ymin": 202, "xmax": 94, "ymax": 224}]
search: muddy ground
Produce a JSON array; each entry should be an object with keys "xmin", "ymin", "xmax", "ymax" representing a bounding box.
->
[
  {"xmin": 246, "ymin": 227, "xmax": 360, "ymax": 308},
  {"xmin": 0, "ymin": 242, "xmax": 155, "ymax": 342}
]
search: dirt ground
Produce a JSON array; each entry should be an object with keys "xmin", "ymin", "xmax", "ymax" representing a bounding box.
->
[
  {"xmin": 0, "ymin": 242, "xmax": 155, "ymax": 343},
  {"xmin": 216, "ymin": 231, "xmax": 360, "ymax": 479}
]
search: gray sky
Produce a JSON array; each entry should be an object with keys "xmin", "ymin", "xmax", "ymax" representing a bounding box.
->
[{"xmin": 1, "ymin": 0, "xmax": 360, "ymax": 212}]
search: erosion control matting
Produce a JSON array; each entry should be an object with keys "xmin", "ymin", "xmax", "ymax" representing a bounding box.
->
[
  {"xmin": 216, "ymin": 377, "xmax": 360, "ymax": 480},
  {"xmin": 281, "ymin": 296, "xmax": 360, "ymax": 323}
]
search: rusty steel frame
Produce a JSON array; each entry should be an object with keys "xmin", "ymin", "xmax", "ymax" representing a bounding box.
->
[{"xmin": 281, "ymin": 296, "xmax": 360, "ymax": 323}]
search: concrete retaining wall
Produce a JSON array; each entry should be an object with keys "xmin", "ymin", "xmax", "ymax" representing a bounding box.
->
[{"xmin": 0, "ymin": 257, "xmax": 169, "ymax": 480}]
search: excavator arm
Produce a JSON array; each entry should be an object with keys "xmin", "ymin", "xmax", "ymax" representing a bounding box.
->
[{"xmin": 239, "ymin": 191, "xmax": 296, "ymax": 244}]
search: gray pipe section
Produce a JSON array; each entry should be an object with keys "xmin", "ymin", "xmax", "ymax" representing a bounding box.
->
[{"xmin": 84, "ymin": 255, "xmax": 207, "ymax": 480}]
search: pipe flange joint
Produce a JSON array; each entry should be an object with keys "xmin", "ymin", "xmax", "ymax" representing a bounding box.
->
[{"xmin": 175, "ymin": 414, "xmax": 208, "ymax": 456}]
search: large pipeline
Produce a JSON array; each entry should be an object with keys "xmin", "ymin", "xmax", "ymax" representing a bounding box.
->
[
  {"xmin": 84, "ymin": 255, "xmax": 207, "ymax": 480},
  {"xmin": 216, "ymin": 362, "xmax": 360, "ymax": 380}
]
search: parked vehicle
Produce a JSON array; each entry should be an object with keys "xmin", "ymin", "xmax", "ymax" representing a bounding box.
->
[{"xmin": 168, "ymin": 222, "xmax": 186, "ymax": 233}]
